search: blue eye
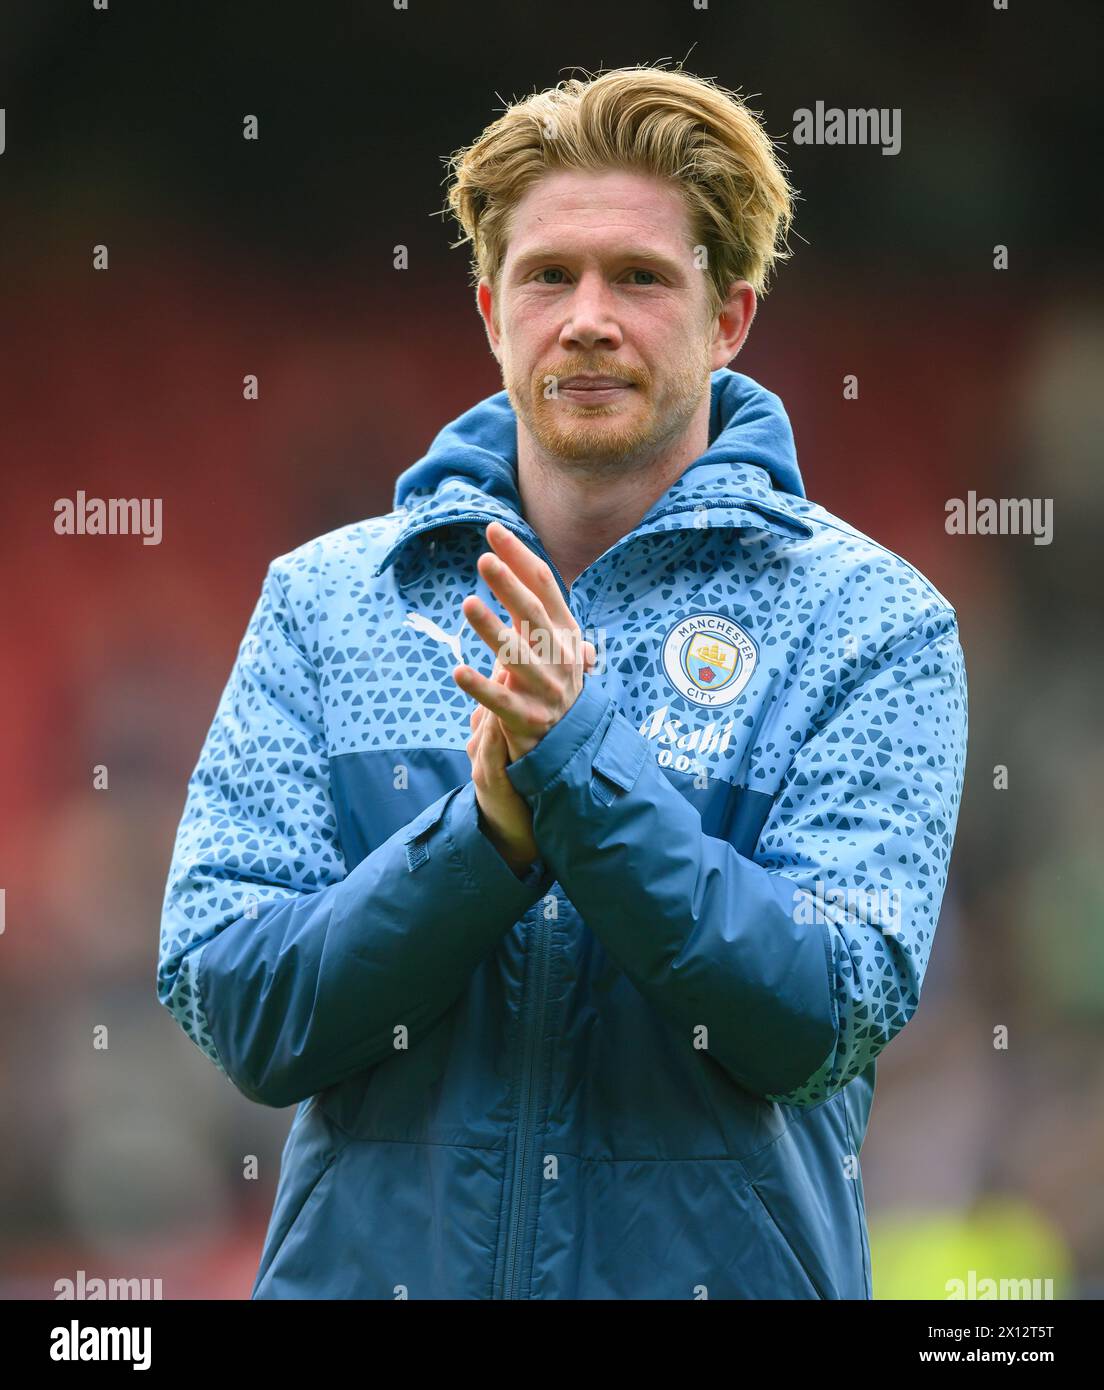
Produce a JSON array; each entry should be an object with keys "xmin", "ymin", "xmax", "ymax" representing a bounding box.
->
[{"xmin": 532, "ymin": 267, "xmax": 661, "ymax": 286}]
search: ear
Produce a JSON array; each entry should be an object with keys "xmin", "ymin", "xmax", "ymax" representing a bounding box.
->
[
  {"xmin": 710, "ymin": 281, "xmax": 757, "ymax": 368},
  {"xmin": 476, "ymin": 278, "xmax": 502, "ymax": 360}
]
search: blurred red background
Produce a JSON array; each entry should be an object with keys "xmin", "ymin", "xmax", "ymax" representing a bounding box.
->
[{"xmin": 1, "ymin": 0, "xmax": 1101, "ymax": 1298}]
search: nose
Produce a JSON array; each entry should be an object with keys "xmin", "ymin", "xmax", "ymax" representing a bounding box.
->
[{"xmin": 559, "ymin": 271, "xmax": 624, "ymax": 353}]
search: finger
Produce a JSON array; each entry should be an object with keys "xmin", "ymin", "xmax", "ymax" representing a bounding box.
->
[
  {"xmin": 453, "ymin": 662, "xmax": 540, "ymax": 740},
  {"xmin": 484, "ymin": 521, "xmax": 576, "ymax": 630},
  {"xmin": 459, "ymin": 595, "xmax": 548, "ymax": 693},
  {"xmin": 460, "ymin": 593, "xmax": 531, "ymax": 659},
  {"xmin": 481, "ymin": 709, "xmax": 509, "ymax": 772},
  {"xmin": 472, "ymin": 669, "xmax": 505, "ymax": 730},
  {"xmin": 468, "ymin": 664, "xmax": 510, "ymax": 743},
  {"xmin": 477, "ymin": 550, "xmax": 547, "ymax": 636},
  {"xmin": 482, "ymin": 709, "xmax": 525, "ymax": 774},
  {"xmin": 547, "ymin": 625, "xmax": 592, "ymax": 669},
  {"xmin": 474, "ymin": 660, "xmax": 516, "ymax": 735},
  {"xmin": 474, "ymin": 706, "xmax": 511, "ymax": 784},
  {"xmin": 479, "ymin": 533, "xmax": 589, "ymax": 676}
]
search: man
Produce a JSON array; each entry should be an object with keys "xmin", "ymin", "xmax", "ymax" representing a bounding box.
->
[{"xmin": 158, "ymin": 65, "xmax": 968, "ymax": 1299}]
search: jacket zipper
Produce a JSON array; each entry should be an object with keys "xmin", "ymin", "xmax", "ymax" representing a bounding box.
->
[
  {"xmin": 396, "ymin": 509, "xmax": 576, "ymax": 1298},
  {"xmin": 393, "ymin": 511, "xmax": 567, "ymax": 1298},
  {"xmin": 501, "ymin": 909, "xmax": 553, "ymax": 1299}
]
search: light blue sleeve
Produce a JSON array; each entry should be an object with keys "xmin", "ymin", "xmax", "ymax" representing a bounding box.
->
[
  {"xmin": 157, "ymin": 562, "xmax": 552, "ymax": 1108},
  {"xmin": 506, "ymin": 607, "xmax": 968, "ymax": 1106}
]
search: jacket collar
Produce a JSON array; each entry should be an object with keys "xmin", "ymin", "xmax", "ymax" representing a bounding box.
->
[{"xmin": 372, "ymin": 368, "xmax": 813, "ymax": 578}]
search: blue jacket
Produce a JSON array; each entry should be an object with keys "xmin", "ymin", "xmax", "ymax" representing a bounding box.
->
[{"xmin": 158, "ymin": 368, "xmax": 968, "ymax": 1299}]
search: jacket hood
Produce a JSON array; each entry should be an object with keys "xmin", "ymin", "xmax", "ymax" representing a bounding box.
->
[{"xmin": 393, "ymin": 368, "xmax": 807, "ymax": 512}]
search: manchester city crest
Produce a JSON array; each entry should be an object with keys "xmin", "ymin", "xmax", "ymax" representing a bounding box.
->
[{"xmin": 661, "ymin": 612, "xmax": 758, "ymax": 707}]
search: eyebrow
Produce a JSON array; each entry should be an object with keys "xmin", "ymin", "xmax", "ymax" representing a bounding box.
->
[{"xmin": 510, "ymin": 247, "xmax": 687, "ymax": 277}]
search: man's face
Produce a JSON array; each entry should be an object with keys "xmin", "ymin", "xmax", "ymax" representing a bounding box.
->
[{"xmin": 478, "ymin": 168, "xmax": 731, "ymax": 469}]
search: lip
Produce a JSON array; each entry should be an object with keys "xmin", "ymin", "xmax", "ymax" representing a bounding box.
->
[{"xmin": 558, "ymin": 376, "xmax": 633, "ymax": 390}]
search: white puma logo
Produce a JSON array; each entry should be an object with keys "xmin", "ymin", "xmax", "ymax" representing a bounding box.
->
[{"xmin": 404, "ymin": 610, "xmax": 464, "ymax": 662}]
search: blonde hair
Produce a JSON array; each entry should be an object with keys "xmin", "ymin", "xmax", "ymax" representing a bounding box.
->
[{"xmin": 440, "ymin": 62, "xmax": 797, "ymax": 324}]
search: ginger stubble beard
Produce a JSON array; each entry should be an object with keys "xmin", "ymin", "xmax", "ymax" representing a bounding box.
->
[{"xmin": 501, "ymin": 344, "xmax": 714, "ymax": 480}]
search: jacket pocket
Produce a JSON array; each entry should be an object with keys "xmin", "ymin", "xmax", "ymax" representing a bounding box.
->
[
  {"xmin": 252, "ymin": 1121, "xmax": 348, "ymax": 1296},
  {"xmin": 747, "ymin": 1181, "xmax": 829, "ymax": 1300}
]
